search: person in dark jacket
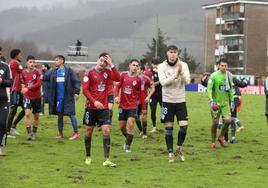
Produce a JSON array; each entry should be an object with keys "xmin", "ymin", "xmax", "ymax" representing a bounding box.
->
[
  {"xmin": 43, "ymin": 55, "xmax": 81, "ymax": 140},
  {"xmin": 0, "ymin": 59, "xmax": 13, "ymax": 156},
  {"xmin": 224, "ymin": 76, "xmax": 248, "ymax": 143},
  {"xmin": 40, "ymin": 63, "xmax": 50, "ymax": 115},
  {"xmin": 149, "ymin": 59, "xmax": 162, "ymax": 133}
]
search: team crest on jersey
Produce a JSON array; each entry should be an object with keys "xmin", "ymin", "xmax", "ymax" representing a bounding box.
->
[
  {"xmin": 33, "ymin": 74, "xmax": 36, "ymax": 79},
  {"xmin": 133, "ymin": 81, "xmax": 137, "ymax": 86},
  {"xmin": 0, "ymin": 69, "xmax": 4, "ymax": 75},
  {"xmin": 83, "ymin": 76, "xmax": 89, "ymax": 82},
  {"xmin": 19, "ymin": 65, "xmax": 23, "ymax": 70},
  {"xmin": 103, "ymin": 72, "xmax": 108, "ymax": 79}
]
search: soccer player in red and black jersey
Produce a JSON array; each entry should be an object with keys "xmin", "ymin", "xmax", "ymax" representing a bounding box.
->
[
  {"xmin": 137, "ymin": 63, "xmax": 155, "ymax": 139},
  {"xmin": 7, "ymin": 49, "xmax": 24, "ymax": 137},
  {"xmin": 82, "ymin": 52, "xmax": 120, "ymax": 167},
  {"xmin": 21, "ymin": 56, "xmax": 42, "ymax": 140},
  {"xmin": 114, "ymin": 59, "xmax": 143, "ymax": 153}
]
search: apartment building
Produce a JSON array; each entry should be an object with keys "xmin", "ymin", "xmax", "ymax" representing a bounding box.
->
[{"xmin": 202, "ymin": 0, "xmax": 268, "ymax": 75}]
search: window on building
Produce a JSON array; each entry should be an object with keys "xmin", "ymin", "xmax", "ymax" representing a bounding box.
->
[
  {"xmin": 216, "ymin": 8, "xmax": 221, "ymax": 17},
  {"xmin": 240, "ymin": 3, "xmax": 245, "ymax": 13}
]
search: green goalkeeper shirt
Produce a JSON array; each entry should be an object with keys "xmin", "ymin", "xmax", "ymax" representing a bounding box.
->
[{"xmin": 207, "ymin": 70, "xmax": 234, "ymax": 106}]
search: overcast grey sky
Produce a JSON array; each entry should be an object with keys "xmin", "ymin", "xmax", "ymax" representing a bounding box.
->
[{"xmin": 0, "ymin": 0, "xmax": 116, "ymax": 11}]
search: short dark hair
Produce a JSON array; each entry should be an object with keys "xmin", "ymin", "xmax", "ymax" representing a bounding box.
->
[
  {"xmin": 167, "ymin": 45, "xmax": 178, "ymax": 51},
  {"xmin": 140, "ymin": 58, "xmax": 147, "ymax": 65},
  {"xmin": 140, "ymin": 63, "xmax": 145, "ymax": 71},
  {"xmin": 43, "ymin": 63, "xmax": 50, "ymax": 70},
  {"xmin": 98, "ymin": 52, "xmax": 110, "ymax": 58},
  {"xmin": 10, "ymin": 49, "xmax": 21, "ymax": 59},
  {"xmin": 55, "ymin": 55, "xmax": 65, "ymax": 63},
  {"xmin": 129, "ymin": 59, "xmax": 140, "ymax": 64},
  {"xmin": 151, "ymin": 59, "xmax": 160, "ymax": 65},
  {"xmin": 27, "ymin": 55, "xmax": 35, "ymax": 61},
  {"xmin": 1, "ymin": 56, "xmax": 6, "ymax": 62},
  {"xmin": 217, "ymin": 58, "xmax": 228, "ymax": 65}
]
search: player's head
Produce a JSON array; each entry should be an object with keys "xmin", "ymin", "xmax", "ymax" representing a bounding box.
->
[
  {"xmin": 10, "ymin": 49, "xmax": 22, "ymax": 62},
  {"xmin": 140, "ymin": 62, "xmax": 145, "ymax": 71},
  {"xmin": 97, "ymin": 52, "xmax": 110, "ymax": 70},
  {"xmin": 140, "ymin": 58, "xmax": 150, "ymax": 69},
  {"xmin": 54, "ymin": 55, "xmax": 65, "ymax": 68},
  {"xmin": 41, "ymin": 63, "xmax": 50, "ymax": 71},
  {"xmin": 151, "ymin": 59, "xmax": 160, "ymax": 71},
  {"xmin": 166, "ymin": 45, "xmax": 179, "ymax": 63},
  {"xmin": 218, "ymin": 58, "xmax": 228, "ymax": 73},
  {"xmin": 26, "ymin": 55, "xmax": 35, "ymax": 69},
  {"xmin": 129, "ymin": 59, "xmax": 140, "ymax": 74}
]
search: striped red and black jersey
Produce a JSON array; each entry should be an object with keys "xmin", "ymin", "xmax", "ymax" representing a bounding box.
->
[
  {"xmin": 115, "ymin": 71, "xmax": 143, "ymax": 110},
  {"xmin": 22, "ymin": 69, "xmax": 42, "ymax": 99},
  {"xmin": 9, "ymin": 59, "xmax": 23, "ymax": 92},
  {"xmin": 82, "ymin": 67, "xmax": 120, "ymax": 109}
]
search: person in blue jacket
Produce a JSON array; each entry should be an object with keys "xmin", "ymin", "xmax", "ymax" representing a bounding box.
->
[{"xmin": 43, "ymin": 55, "xmax": 81, "ymax": 140}]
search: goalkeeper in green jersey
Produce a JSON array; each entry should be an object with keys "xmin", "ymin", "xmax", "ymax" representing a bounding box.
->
[{"xmin": 207, "ymin": 58, "xmax": 234, "ymax": 148}]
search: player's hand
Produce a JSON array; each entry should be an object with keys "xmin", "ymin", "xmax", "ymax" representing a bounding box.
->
[
  {"xmin": 114, "ymin": 96, "xmax": 120, "ymax": 104},
  {"xmin": 94, "ymin": 101, "xmax": 104, "ymax": 109},
  {"xmin": 21, "ymin": 87, "xmax": 28, "ymax": 95},
  {"xmin": 145, "ymin": 96, "xmax": 150, "ymax": 103},
  {"xmin": 74, "ymin": 94, "xmax": 79, "ymax": 101},
  {"xmin": 177, "ymin": 63, "xmax": 182, "ymax": 75},
  {"xmin": 209, "ymin": 100, "xmax": 218, "ymax": 111},
  {"xmin": 104, "ymin": 55, "xmax": 113, "ymax": 67},
  {"xmin": 0, "ymin": 77, "xmax": 2, "ymax": 84}
]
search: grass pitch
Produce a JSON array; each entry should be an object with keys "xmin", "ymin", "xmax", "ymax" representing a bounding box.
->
[{"xmin": 1, "ymin": 92, "xmax": 268, "ymax": 188}]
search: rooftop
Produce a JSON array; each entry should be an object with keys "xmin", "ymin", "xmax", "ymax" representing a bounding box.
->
[{"xmin": 202, "ymin": 0, "xmax": 268, "ymax": 9}]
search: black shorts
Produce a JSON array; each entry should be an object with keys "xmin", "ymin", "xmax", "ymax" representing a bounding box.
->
[
  {"xmin": 83, "ymin": 108, "xmax": 111, "ymax": 127},
  {"xmin": 108, "ymin": 95, "xmax": 114, "ymax": 104},
  {"xmin": 161, "ymin": 102, "xmax": 188, "ymax": 123},
  {"xmin": 42, "ymin": 96, "xmax": 49, "ymax": 104},
  {"xmin": 137, "ymin": 104, "xmax": 142, "ymax": 116},
  {"xmin": 23, "ymin": 98, "xmax": 42, "ymax": 113},
  {"xmin": 231, "ymin": 108, "xmax": 237, "ymax": 118},
  {"xmin": 118, "ymin": 108, "xmax": 138, "ymax": 121},
  {"xmin": 10, "ymin": 91, "xmax": 24, "ymax": 107},
  {"xmin": 137, "ymin": 103, "xmax": 148, "ymax": 116}
]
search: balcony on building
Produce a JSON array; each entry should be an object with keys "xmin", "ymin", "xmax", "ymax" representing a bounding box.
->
[
  {"xmin": 225, "ymin": 53, "xmax": 244, "ymax": 74},
  {"xmin": 222, "ymin": 12, "xmax": 244, "ymax": 20},
  {"xmin": 221, "ymin": 3, "xmax": 245, "ymax": 21},
  {"xmin": 227, "ymin": 44, "xmax": 243, "ymax": 51},
  {"xmin": 222, "ymin": 20, "xmax": 244, "ymax": 35}
]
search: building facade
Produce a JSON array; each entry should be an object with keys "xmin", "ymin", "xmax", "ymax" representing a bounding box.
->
[{"xmin": 202, "ymin": 0, "xmax": 268, "ymax": 75}]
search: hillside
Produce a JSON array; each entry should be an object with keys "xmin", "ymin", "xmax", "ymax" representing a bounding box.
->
[{"xmin": 0, "ymin": 0, "xmax": 214, "ymax": 64}]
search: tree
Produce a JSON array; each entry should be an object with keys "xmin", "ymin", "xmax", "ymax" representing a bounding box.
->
[
  {"xmin": 143, "ymin": 28, "xmax": 168, "ymax": 62},
  {"xmin": 180, "ymin": 48, "xmax": 197, "ymax": 73},
  {"xmin": 0, "ymin": 39, "xmax": 54, "ymax": 63},
  {"xmin": 118, "ymin": 59, "xmax": 130, "ymax": 71}
]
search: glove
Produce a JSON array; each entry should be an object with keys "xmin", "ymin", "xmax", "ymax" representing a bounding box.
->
[
  {"xmin": 210, "ymin": 100, "xmax": 218, "ymax": 111},
  {"xmin": 230, "ymin": 101, "xmax": 235, "ymax": 112}
]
